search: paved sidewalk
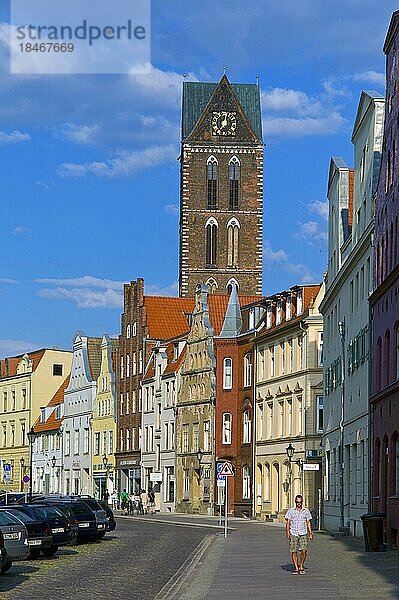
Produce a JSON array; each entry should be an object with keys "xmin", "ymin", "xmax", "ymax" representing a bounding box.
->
[{"xmin": 155, "ymin": 517, "xmax": 399, "ymax": 600}]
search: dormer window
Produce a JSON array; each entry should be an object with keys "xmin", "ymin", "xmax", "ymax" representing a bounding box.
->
[
  {"xmin": 249, "ymin": 308, "xmax": 255, "ymax": 330},
  {"xmin": 41, "ymin": 408, "xmax": 46, "ymax": 423},
  {"xmin": 297, "ymin": 290, "xmax": 303, "ymax": 315},
  {"xmin": 286, "ymin": 295, "xmax": 291, "ymax": 320},
  {"xmin": 276, "ymin": 299, "xmax": 282, "ymax": 325},
  {"xmin": 266, "ymin": 304, "xmax": 272, "ymax": 329}
]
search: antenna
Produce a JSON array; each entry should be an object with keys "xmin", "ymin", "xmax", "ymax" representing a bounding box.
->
[
  {"xmin": 256, "ymin": 75, "xmax": 260, "ymax": 86},
  {"xmin": 223, "ymin": 66, "xmax": 226, "ymax": 76}
]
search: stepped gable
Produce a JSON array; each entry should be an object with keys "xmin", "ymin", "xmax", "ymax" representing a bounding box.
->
[
  {"xmin": 144, "ymin": 296, "xmax": 194, "ymax": 339},
  {"xmin": 33, "ymin": 375, "xmax": 70, "ymax": 433}
]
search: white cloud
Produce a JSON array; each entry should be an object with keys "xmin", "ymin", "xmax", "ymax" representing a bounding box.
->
[
  {"xmin": 0, "ymin": 278, "xmax": 17, "ymax": 284},
  {"xmin": 145, "ymin": 281, "xmax": 179, "ymax": 297},
  {"xmin": 352, "ymin": 71, "xmax": 385, "ymax": 87},
  {"xmin": 0, "ymin": 130, "xmax": 30, "ymax": 143},
  {"xmin": 264, "ymin": 111, "xmax": 346, "ymax": 138},
  {"xmin": 307, "ymin": 200, "xmax": 329, "ymax": 220},
  {"xmin": 164, "ymin": 203, "xmax": 179, "ymax": 215},
  {"xmin": 55, "ymin": 123, "xmax": 99, "ymax": 145},
  {"xmin": 263, "ymin": 241, "xmax": 315, "ymax": 284},
  {"xmin": 36, "ymin": 276, "xmax": 125, "ymax": 290},
  {"xmin": 58, "ymin": 144, "xmax": 177, "ymax": 178},
  {"xmin": 0, "ymin": 339, "xmax": 43, "ymax": 359},
  {"xmin": 296, "ymin": 220, "xmax": 328, "ymax": 243},
  {"xmin": 261, "ymin": 88, "xmax": 322, "ymax": 117},
  {"xmin": 12, "ymin": 225, "xmax": 30, "ymax": 235},
  {"xmin": 37, "ymin": 287, "xmax": 123, "ymax": 309},
  {"xmin": 129, "ymin": 64, "xmax": 198, "ymax": 108}
]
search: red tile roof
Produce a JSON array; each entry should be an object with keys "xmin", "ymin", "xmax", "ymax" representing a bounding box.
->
[
  {"xmin": 144, "ymin": 296, "xmax": 194, "ymax": 339},
  {"xmin": 208, "ymin": 295, "xmax": 262, "ymax": 335},
  {"xmin": 0, "ymin": 349, "xmax": 46, "ymax": 378},
  {"xmin": 33, "ymin": 375, "xmax": 70, "ymax": 433}
]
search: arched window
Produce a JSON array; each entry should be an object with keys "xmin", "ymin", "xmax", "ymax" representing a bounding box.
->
[
  {"xmin": 227, "ymin": 217, "xmax": 240, "ymax": 267},
  {"xmin": 206, "ymin": 217, "xmax": 218, "ymax": 266},
  {"xmin": 229, "ymin": 156, "xmax": 240, "ymax": 210},
  {"xmin": 207, "ymin": 156, "xmax": 218, "ymax": 209},
  {"xmin": 226, "ymin": 278, "xmax": 239, "ymax": 296},
  {"xmin": 223, "ymin": 357, "xmax": 232, "ymax": 389},
  {"xmin": 243, "ymin": 410, "xmax": 251, "ymax": 443},
  {"xmin": 242, "ymin": 465, "xmax": 251, "ymax": 499},
  {"xmin": 385, "ymin": 329, "xmax": 391, "ymax": 388},
  {"xmin": 222, "ymin": 413, "xmax": 232, "ymax": 444},
  {"xmin": 395, "ymin": 323, "xmax": 399, "ymax": 381},
  {"xmin": 120, "ymin": 356, "xmax": 124, "ymax": 380},
  {"xmin": 376, "ymin": 337, "xmax": 382, "ymax": 392},
  {"xmin": 206, "ymin": 277, "xmax": 218, "ymax": 294}
]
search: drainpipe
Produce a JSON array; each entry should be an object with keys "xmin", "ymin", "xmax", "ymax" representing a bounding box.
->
[
  {"xmin": 338, "ymin": 319, "xmax": 346, "ymax": 529},
  {"xmin": 252, "ymin": 329, "xmax": 258, "ymax": 519}
]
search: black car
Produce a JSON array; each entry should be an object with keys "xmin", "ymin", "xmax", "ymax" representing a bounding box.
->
[
  {"xmin": 2, "ymin": 508, "xmax": 53, "ymax": 558},
  {"xmin": 97, "ymin": 500, "xmax": 116, "ymax": 532},
  {"xmin": 35, "ymin": 499, "xmax": 98, "ymax": 541},
  {"xmin": 34, "ymin": 495, "xmax": 107, "ymax": 538},
  {"xmin": 7, "ymin": 504, "xmax": 73, "ymax": 550},
  {"xmin": 0, "ymin": 529, "xmax": 11, "ymax": 574}
]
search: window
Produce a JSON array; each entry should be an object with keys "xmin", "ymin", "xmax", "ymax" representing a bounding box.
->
[
  {"xmin": 396, "ymin": 325, "xmax": 399, "ymax": 381},
  {"xmin": 204, "ymin": 420, "xmax": 210, "ymax": 452},
  {"xmin": 120, "ymin": 356, "xmax": 124, "ymax": 379},
  {"xmin": 21, "ymin": 388, "xmax": 26, "ymax": 410},
  {"xmin": 183, "ymin": 470, "xmax": 190, "ymax": 499},
  {"xmin": 139, "ymin": 350, "xmax": 143, "ymax": 374},
  {"xmin": 286, "ymin": 295, "xmax": 291, "ymax": 320},
  {"xmin": 126, "ymin": 324, "xmax": 131, "ymax": 338},
  {"xmin": 126, "ymin": 354, "xmax": 130, "ymax": 377},
  {"xmin": 318, "ymin": 332, "xmax": 323, "ymax": 366},
  {"xmin": 276, "ymin": 299, "xmax": 282, "ymax": 325},
  {"xmin": 244, "ymin": 354, "xmax": 252, "ymax": 387},
  {"xmin": 222, "ymin": 413, "xmax": 232, "ymax": 444},
  {"xmin": 94, "ymin": 432, "xmax": 100, "ymax": 455},
  {"xmin": 249, "ymin": 308, "xmax": 255, "ymax": 330},
  {"xmin": 242, "ymin": 465, "xmax": 251, "ymax": 499},
  {"xmin": 109, "ymin": 431, "xmax": 114, "ymax": 455},
  {"xmin": 193, "ymin": 423, "xmax": 199, "ymax": 452},
  {"xmin": 11, "ymin": 391, "xmax": 15, "ymax": 411},
  {"xmin": 280, "ymin": 342, "xmax": 285, "ymax": 374},
  {"xmin": 257, "ymin": 403, "xmax": 264, "ymax": 440},
  {"xmin": 227, "ymin": 218, "xmax": 240, "ymax": 267},
  {"xmin": 206, "ymin": 277, "xmax": 218, "ymax": 294},
  {"xmin": 296, "ymin": 290, "xmax": 303, "ymax": 315},
  {"xmin": 229, "ymin": 156, "xmax": 240, "ymax": 210},
  {"xmin": 53, "ymin": 364, "xmax": 63, "ymax": 376},
  {"xmin": 132, "ymin": 321, "xmax": 137, "ymax": 336},
  {"xmin": 223, "ymin": 357, "xmax": 232, "ymax": 389},
  {"xmin": 316, "ymin": 395, "xmax": 324, "ymax": 433},
  {"xmin": 182, "ymin": 424, "xmax": 189, "ymax": 453},
  {"xmin": 298, "ymin": 336, "xmax": 304, "ymax": 370},
  {"xmin": 120, "ymin": 430, "xmax": 124, "ymax": 452},
  {"xmin": 21, "ymin": 422, "xmax": 26, "ymax": 446},
  {"xmin": 243, "ymin": 411, "xmax": 251, "ymax": 443},
  {"xmin": 65, "ymin": 431, "xmax": 70, "ymax": 456},
  {"xmin": 126, "ymin": 429, "xmax": 130, "ymax": 451},
  {"xmin": 102, "ymin": 431, "xmax": 107, "ymax": 454},
  {"xmin": 206, "ymin": 218, "xmax": 218, "ymax": 266},
  {"xmin": 288, "ymin": 339, "xmax": 293, "ymax": 372},
  {"xmin": 120, "ymin": 394, "xmax": 123, "ymax": 415},
  {"xmin": 73, "ymin": 430, "xmax": 79, "ymax": 455},
  {"xmin": 133, "ymin": 352, "xmax": 137, "ymax": 376},
  {"xmin": 207, "ymin": 156, "xmax": 218, "ymax": 209},
  {"xmin": 83, "ymin": 428, "xmax": 89, "ymax": 454},
  {"xmin": 126, "ymin": 392, "xmax": 130, "ymax": 414},
  {"xmin": 270, "ymin": 346, "xmax": 275, "ymax": 377},
  {"xmin": 266, "ymin": 304, "xmax": 272, "ymax": 328}
]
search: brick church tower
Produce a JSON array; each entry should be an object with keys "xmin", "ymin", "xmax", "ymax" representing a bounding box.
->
[{"xmin": 179, "ymin": 75, "xmax": 263, "ymax": 298}]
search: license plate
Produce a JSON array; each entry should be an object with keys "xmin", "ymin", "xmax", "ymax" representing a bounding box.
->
[
  {"xmin": 28, "ymin": 540, "xmax": 42, "ymax": 546},
  {"xmin": 97, "ymin": 524, "xmax": 105, "ymax": 529},
  {"xmin": 52, "ymin": 528, "xmax": 64, "ymax": 533},
  {"xmin": 4, "ymin": 533, "xmax": 19, "ymax": 540},
  {"xmin": 78, "ymin": 522, "xmax": 90, "ymax": 528}
]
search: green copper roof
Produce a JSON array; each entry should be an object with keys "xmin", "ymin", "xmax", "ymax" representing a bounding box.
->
[{"xmin": 182, "ymin": 81, "xmax": 262, "ymax": 141}]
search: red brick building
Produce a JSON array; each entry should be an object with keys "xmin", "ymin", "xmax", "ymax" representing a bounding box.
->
[{"xmin": 370, "ymin": 11, "xmax": 399, "ymax": 546}]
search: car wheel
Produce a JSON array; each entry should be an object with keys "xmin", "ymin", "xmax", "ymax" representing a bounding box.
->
[
  {"xmin": 1, "ymin": 558, "xmax": 12, "ymax": 574},
  {"xmin": 96, "ymin": 531, "xmax": 106, "ymax": 539},
  {"xmin": 42, "ymin": 546, "xmax": 58, "ymax": 557}
]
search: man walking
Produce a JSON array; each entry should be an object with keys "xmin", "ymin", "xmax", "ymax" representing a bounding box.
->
[{"xmin": 285, "ymin": 494, "xmax": 313, "ymax": 575}]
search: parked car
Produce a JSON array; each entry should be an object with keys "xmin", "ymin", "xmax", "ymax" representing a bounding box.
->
[
  {"xmin": 34, "ymin": 495, "xmax": 107, "ymax": 539},
  {"xmin": 6, "ymin": 504, "xmax": 73, "ymax": 554},
  {"xmin": 0, "ymin": 510, "xmax": 29, "ymax": 563},
  {"xmin": 97, "ymin": 500, "xmax": 116, "ymax": 532},
  {"xmin": 0, "ymin": 529, "xmax": 11, "ymax": 574},
  {"xmin": 0, "ymin": 493, "xmax": 27, "ymax": 505},
  {"xmin": 20, "ymin": 497, "xmax": 78, "ymax": 545},
  {"xmin": 34, "ymin": 499, "xmax": 99, "ymax": 541},
  {"xmin": 2, "ymin": 508, "xmax": 53, "ymax": 558}
]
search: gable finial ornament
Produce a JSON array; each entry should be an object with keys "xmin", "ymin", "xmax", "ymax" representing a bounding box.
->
[{"xmin": 223, "ymin": 65, "xmax": 226, "ymax": 75}]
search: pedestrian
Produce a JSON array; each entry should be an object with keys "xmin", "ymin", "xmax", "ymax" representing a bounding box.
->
[
  {"xmin": 103, "ymin": 489, "xmax": 110, "ymax": 503},
  {"xmin": 111, "ymin": 490, "xmax": 118, "ymax": 510},
  {"xmin": 120, "ymin": 488, "xmax": 129, "ymax": 514},
  {"xmin": 148, "ymin": 488, "xmax": 155, "ymax": 514},
  {"xmin": 140, "ymin": 489, "xmax": 148, "ymax": 514},
  {"xmin": 285, "ymin": 494, "xmax": 313, "ymax": 575}
]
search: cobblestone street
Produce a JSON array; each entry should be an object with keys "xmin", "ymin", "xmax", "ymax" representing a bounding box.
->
[{"xmin": 0, "ymin": 517, "xmax": 215, "ymax": 600}]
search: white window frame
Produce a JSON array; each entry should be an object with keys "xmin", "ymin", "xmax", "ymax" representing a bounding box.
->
[
  {"xmin": 223, "ymin": 357, "xmax": 233, "ymax": 390},
  {"xmin": 243, "ymin": 411, "xmax": 251, "ymax": 444},
  {"xmin": 222, "ymin": 413, "xmax": 232, "ymax": 445}
]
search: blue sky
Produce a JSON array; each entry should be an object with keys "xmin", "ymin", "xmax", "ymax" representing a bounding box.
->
[{"xmin": 0, "ymin": 1, "xmax": 396, "ymax": 358}]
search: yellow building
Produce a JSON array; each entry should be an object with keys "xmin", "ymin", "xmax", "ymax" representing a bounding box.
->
[
  {"xmin": 0, "ymin": 349, "xmax": 72, "ymax": 492},
  {"xmin": 254, "ymin": 285, "xmax": 324, "ymax": 521},
  {"xmin": 92, "ymin": 336, "xmax": 118, "ymax": 499}
]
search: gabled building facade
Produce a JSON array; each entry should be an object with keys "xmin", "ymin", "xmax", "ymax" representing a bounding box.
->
[
  {"xmin": 92, "ymin": 335, "xmax": 118, "ymax": 499},
  {"xmin": 179, "ymin": 75, "xmax": 263, "ymax": 298},
  {"xmin": 0, "ymin": 349, "xmax": 72, "ymax": 492},
  {"xmin": 63, "ymin": 333, "xmax": 102, "ymax": 496},
  {"xmin": 370, "ymin": 11, "xmax": 399, "ymax": 547},
  {"xmin": 255, "ymin": 285, "xmax": 324, "ymax": 522},
  {"xmin": 321, "ymin": 91, "xmax": 384, "ymax": 536}
]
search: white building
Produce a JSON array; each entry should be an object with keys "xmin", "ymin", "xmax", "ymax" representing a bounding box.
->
[
  {"xmin": 320, "ymin": 91, "xmax": 384, "ymax": 536},
  {"xmin": 63, "ymin": 333, "xmax": 102, "ymax": 495},
  {"xmin": 141, "ymin": 340, "xmax": 184, "ymax": 511},
  {"xmin": 32, "ymin": 376, "xmax": 69, "ymax": 495}
]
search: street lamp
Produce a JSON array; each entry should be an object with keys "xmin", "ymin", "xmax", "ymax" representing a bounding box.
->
[
  {"xmin": 286, "ymin": 443, "xmax": 295, "ymax": 506},
  {"xmin": 27, "ymin": 427, "xmax": 36, "ymax": 502},
  {"xmin": 19, "ymin": 457, "xmax": 25, "ymax": 493},
  {"xmin": 51, "ymin": 456, "xmax": 56, "ymax": 469},
  {"xmin": 102, "ymin": 453, "xmax": 110, "ymax": 499},
  {"xmin": 338, "ymin": 319, "xmax": 346, "ymax": 529},
  {"xmin": 194, "ymin": 448, "xmax": 203, "ymax": 480}
]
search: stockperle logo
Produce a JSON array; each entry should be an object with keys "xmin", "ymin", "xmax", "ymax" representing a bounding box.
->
[{"xmin": 10, "ymin": 0, "xmax": 151, "ymax": 74}]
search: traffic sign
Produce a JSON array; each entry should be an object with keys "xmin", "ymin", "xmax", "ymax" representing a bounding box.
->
[
  {"xmin": 3, "ymin": 464, "xmax": 11, "ymax": 472},
  {"xmin": 23, "ymin": 475, "xmax": 30, "ymax": 483},
  {"xmin": 3, "ymin": 473, "xmax": 11, "ymax": 482},
  {"xmin": 217, "ymin": 479, "xmax": 226, "ymax": 487},
  {"xmin": 303, "ymin": 463, "xmax": 320, "ymax": 471},
  {"xmin": 219, "ymin": 462, "xmax": 234, "ymax": 477}
]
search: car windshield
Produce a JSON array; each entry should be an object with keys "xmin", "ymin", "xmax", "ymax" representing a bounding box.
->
[
  {"xmin": 61, "ymin": 503, "xmax": 91, "ymax": 518},
  {"xmin": 32, "ymin": 506, "xmax": 64, "ymax": 520},
  {"xmin": 80, "ymin": 498, "xmax": 100, "ymax": 510},
  {"xmin": 7, "ymin": 510, "xmax": 36, "ymax": 523},
  {"xmin": 0, "ymin": 510, "xmax": 23, "ymax": 525},
  {"xmin": 49, "ymin": 504, "xmax": 74, "ymax": 521}
]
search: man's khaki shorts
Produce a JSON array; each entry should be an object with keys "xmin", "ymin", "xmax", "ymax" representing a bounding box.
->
[{"xmin": 289, "ymin": 534, "xmax": 308, "ymax": 553}]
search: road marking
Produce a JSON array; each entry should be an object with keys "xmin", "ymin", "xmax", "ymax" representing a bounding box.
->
[{"xmin": 115, "ymin": 515, "xmax": 237, "ymax": 530}]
